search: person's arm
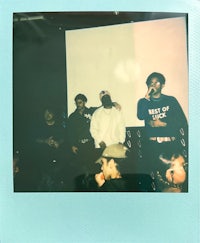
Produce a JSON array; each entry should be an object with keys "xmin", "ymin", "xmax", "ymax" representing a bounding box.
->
[
  {"xmin": 67, "ymin": 115, "xmax": 79, "ymax": 153},
  {"xmin": 137, "ymin": 85, "xmax": 156, "ymax": 120},
  {"xmin": 95, "ymin": 172, "xmax": 105, "ymax": 187},
  {"xmin": 170, "ymin": 97, "xmax": 188, "ymax": 133},
  {"xmin": 36, "ymin": 136, "xmax": 60, "ymax": 148},
  {"xmin": 137, "ymin": 98, "xmax": 150, "ymax": 120},
  {"xmin": 137, "ymin": 98, "xmax": 168, "ymax": 127},
  {"xmin": 144, "ymin": 86, "xmax": 155, "ymax": 100},
  {"xmin": 95, "ymin": 173, "xmax": 115, "ymax": 192},
  {"xmin": 148, "ymin": 119, "xmax": 167, "ymax": 128}
]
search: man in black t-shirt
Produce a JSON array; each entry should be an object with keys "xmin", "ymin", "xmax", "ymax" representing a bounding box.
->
[
  {"xmin": 67, "ymin": 94, "xmax": 96, "ymax": 155},
  {"xmin": 137, "ymin": 72, "xmax": 188, "ymax": 191},
  {"xmin": 67, "ymin": 94, "xmax": 101, "ymax": 179}
]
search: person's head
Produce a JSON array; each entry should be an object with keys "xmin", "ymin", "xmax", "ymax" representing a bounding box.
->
[
  {"xmin": 99, "ymin": 90, "xmax": 113, "ymax": 108},
  {"xmin": 96, "ymin": 144, "xmax": 128, "ymax": 180},
  {"xmin": 74, "ymin": 94, "xmax": 87, "ymax": 112},
  {"xmin": 146, "ymin": 72, "xmax": 166, "ymax": 95}
]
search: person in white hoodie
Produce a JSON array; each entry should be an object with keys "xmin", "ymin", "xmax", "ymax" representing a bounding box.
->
[{"xmin": 90, "ymin": 90, "xmax": 126, "ymax": 149}]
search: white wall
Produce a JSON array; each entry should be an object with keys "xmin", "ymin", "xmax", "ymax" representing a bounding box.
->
[{"xmin": 65, "ymin": 17, "xmax": 188, "ymax": 127}]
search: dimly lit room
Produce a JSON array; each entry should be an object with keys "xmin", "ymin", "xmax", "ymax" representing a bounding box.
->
[{"xmin": 13, "ymin": 11, "xmax": 188, "ymax": 192}]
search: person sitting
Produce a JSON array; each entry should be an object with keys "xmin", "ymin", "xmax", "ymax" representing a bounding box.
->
[
  {"xmin": 94, "ymin": 143, "xmax": 129, "ymax": 192},
  {"xmin": 33, "ymin": 107, "xmax": 67, "ymax": 191},
  {"xmin": 157, "ymin": 153, "xmax": 188, "ymax": 192}
]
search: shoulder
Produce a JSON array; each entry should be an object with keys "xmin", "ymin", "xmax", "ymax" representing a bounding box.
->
[
  {"xmin": 68, "ymin": 110, "xmax": 77, "ymax": 119},
  {"xmin": 137, "ymin": 97, "xmax": 150, "ymax": 105},
  {"xmin": 138, "ymin": 97, "xmax": 147, "ymax": 102},
  {"xmin": 86, "ymin": 107, "xmax": 98, "ymax": 115},
  {"xmin": 162, "ymin": 94, "xmax": 178, "ymax": 102},
  {"xmin": 112, "ymin": 107, "xmax": 122, "ymax": 114},
  {"xmin": 162, "ymin": 94, "xmax": 172, "ymax": 98},
  {"xmin": 92, "ymin": 106, "xmax": 103, "ymax": 115}
]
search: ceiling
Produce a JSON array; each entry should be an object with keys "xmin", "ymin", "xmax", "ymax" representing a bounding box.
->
[{"xmin": 13, "ymin": 11, "xmax": 187, "ymax": 30}]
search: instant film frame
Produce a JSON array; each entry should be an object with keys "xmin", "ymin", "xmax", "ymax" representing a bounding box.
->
[
  {"xmin": 0, "ymin": 1, "xmax": 200, "ymax": 242},
  {"xmin": 12, "ymin": 12, "xmax": 188, "ymax": 192}
]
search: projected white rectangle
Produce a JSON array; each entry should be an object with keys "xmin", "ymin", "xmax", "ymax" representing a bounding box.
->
[{"xmin": 65, "ymin": 17, "xmax": 188, "ymax": 127}]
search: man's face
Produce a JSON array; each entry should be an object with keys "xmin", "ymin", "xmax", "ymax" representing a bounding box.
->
[
  {"xmin": 100, "ymin": 157, "xmax": 113, "ymax": 180},
  {"xmin": 148, "ymin": 77, "xmax": 163, "ymax": 94},
  {"xmin": 75, "ymin": 99, "xmax": 86, "ymax": 111}
]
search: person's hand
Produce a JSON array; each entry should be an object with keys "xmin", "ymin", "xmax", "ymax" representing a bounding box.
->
[
  {"xmin": 148, "ymin": 119, "xmax": 167, "ymax": 127},
  {"xmin": 95, "ymin": 172, "xmax": 105, "ymax": 187},
  {"xmin": 113, "ymin": 102, "xmax": 121, "ymax": 111},
  {"xmin": 52, "ymin": 141, "xmax": 59, "ymax": 149},
  {"xmin": 46, "ymin": 136, "xmax": 59, "ymax": 148},
  {"xmin": 145, "ymin": 87, "xmax": 155, "ymax": 100},
  {"xmin": 45, "ymin": 136, "xmax": 54, "ymax": 146},
  {"xmin": 72, "ymin": 146, "xmax": 78, "ymax": 154}
]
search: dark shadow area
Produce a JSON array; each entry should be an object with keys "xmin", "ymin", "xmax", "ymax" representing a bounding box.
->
[{"xmin": 74, "ymin": 173, "xmax": 155, "ymax": 192}]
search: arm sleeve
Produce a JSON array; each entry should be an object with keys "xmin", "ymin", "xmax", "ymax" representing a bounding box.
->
[
  {"xmin": 67, "ymin": 115, "xmax": 77, "ymax": 146},
  {"xmin": 171, "ymin": 97, "xmax": 188, "ymax": 129},
  {"xmin": 137, "ymin": 98, "xmax": 150, "ymax": 120}
]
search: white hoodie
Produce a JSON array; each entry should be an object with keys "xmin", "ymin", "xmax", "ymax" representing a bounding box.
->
[{"xmin": 90, "ymin": 106, "xmax": 126, "ymax": 148}]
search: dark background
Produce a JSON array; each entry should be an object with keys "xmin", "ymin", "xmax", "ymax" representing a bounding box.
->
[{"xmin": 13, "ymin": 11, "xmax": 187, "ymax": 149}]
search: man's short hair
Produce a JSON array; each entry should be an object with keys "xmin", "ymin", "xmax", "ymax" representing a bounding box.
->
[
  {"xmin": 146, "ymin": 72, "xmax": 166, "ymax": 86},
  {"xmin": 74, "ymin": 94, "xmax": 87, "ymax": 102}
]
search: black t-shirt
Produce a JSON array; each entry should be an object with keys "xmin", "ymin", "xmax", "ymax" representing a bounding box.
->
[
  {"xmin": 67, "ymin": 107, "xmax": 97, "ymax": 146},
  {"xmin": 137, "ymin": 94, "xmax": 188, "ymax": 138}
]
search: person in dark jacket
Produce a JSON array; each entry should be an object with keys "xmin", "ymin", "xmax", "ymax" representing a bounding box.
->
[{"xmin": 67, "ymin": 94, "xmax": 100, "ymax": 177}]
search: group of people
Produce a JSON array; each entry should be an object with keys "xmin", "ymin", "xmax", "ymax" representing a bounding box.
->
[
  {"xmin": 66, "ymin": 90, "xmax": 126, "ymax": 190},
  {"xmin": 14, "ymin": 72, "xmax": 188, "ymax": 192}
]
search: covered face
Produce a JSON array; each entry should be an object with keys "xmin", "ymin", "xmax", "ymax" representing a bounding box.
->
[
  {"xmin": 101, "ymin": 95, "xmax": 113, "ymax": 107},
  {"xmin": 99, "ymin": 90, "xmax": 112, "ymax": 107}
]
